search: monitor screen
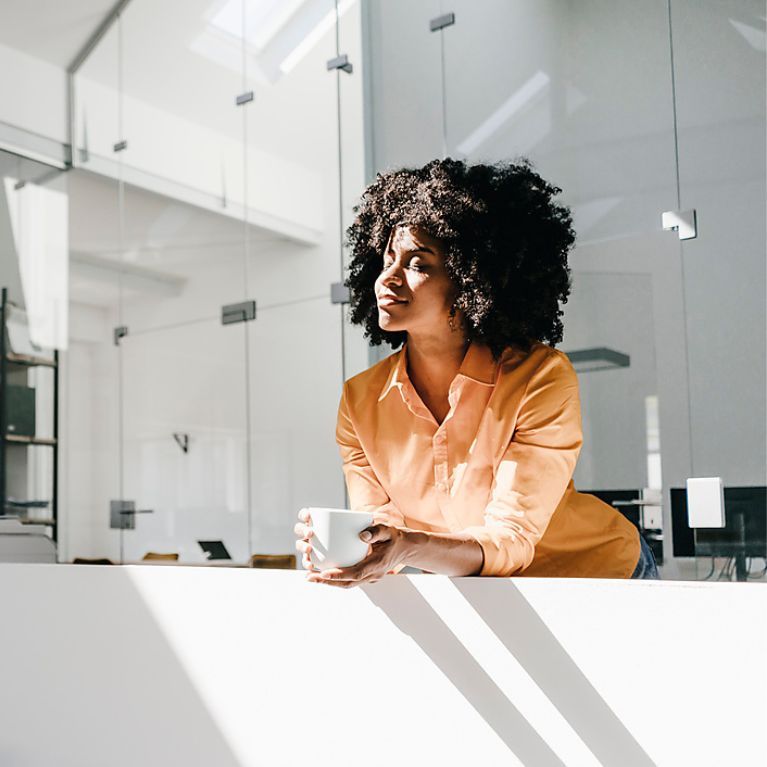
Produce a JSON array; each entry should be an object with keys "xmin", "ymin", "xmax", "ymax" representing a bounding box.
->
[
  {"xmin": 670, "ymin": 486, "xmax": 766, "ymax": 558},
  {"xmin": 579, "ymin": 488, "xmax": 643, "ymax": 530},
  {"xmin": 198, "ymin": 540, "xmax": 232, "ymax": 560}
]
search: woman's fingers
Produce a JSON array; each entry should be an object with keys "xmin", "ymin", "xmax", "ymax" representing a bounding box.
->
[
  {"xmin": 309, "ymin": 571, "xmax": 381, "ymax": 588},
  {"xmin": 297, "ymin": 510, "xmax": 317, "ymax": 572},
  {"xmin": 292, "ymin": 522, "xmax": 314, "ymax": 540},
  {"xmin": 295, "ymin": 539, "xmax": 312, "ymax": 555}
]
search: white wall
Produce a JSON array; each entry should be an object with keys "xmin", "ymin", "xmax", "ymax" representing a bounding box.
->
[
  {"xmin": 0, "ymin": 42, "xmax": 68, "ymax": 162},
  {"xmin": 2, "ymin": 565, "xmax": 765, "ymax": 765},
  {"xmin": 59, "ymin": 306, "xmax": 118, "ymax": 560}
]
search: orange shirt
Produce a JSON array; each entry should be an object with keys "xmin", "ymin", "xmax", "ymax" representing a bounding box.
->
[{"xmin": 336, "ymin": 340, "xmax": 640, "ymax": 578}]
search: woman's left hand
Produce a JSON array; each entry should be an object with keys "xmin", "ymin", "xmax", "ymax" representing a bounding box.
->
[{"xmin": 306, "ymin": 524, "xmax": 410, "ymax": 588}]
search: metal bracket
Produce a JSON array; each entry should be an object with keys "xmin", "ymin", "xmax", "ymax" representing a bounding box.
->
[
  {"xmin": 235, "ymin": 91, "xmax": 254, "ymax": 106},
  {"xmin": 173, "ymin": 433, "xmax": 189, "ymax": 453},
  {"xmin": 222, "ymin": 300, "xmax": 256, "ymax": 325},
  {"xmin": 331, "ymin": 282, "xmax": 350, "ymax": 304},
  {"xmin": 327, "ymin": 54, "xmax": 353, "ymax": 74},
  {"xmin": 662, "ymin": 209, "xmax": 697, "ymax": 240},
  {"xmin": 430, "ymin": 12, "xmax": 455, "ymax": 32},
  {"xmin": 113, "ymin": 139, "xmax": 128, "ymax": 153},
  {"xmin": 113, "ymin": 326, "xmax": 128, "ymax": 346},
  {"xmin": 565, "ymin": 347, "xmax": 630, "ymax": 373},
  {"xmin": 109, "ymin": 501, "xmax": 153, "ymax": 530},
  {"xmin": 110, "ymin": 500, "xmax": 135, "ymax": 530}
]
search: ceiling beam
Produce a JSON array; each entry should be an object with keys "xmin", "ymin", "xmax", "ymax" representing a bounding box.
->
[{"xmin": 66, "ymin": 0, "xmax": 134, "ymax": 167}]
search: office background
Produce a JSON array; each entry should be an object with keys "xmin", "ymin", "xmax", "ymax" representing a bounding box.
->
[{"xmin": 0, "ymin": 0, "xmax": 763, "ymax": 580}]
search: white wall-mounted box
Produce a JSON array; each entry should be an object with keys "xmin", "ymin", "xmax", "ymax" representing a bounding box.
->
[{"xmin": 686, "ymin": 477, "xmax": 725, "ymax": 528}]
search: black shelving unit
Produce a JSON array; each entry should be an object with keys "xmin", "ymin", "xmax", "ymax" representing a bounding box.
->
[{"xmin": 0, "ymin": 287, "xmax": 59, "ymax": 543}]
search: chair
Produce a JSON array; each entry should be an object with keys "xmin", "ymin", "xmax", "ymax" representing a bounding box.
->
[
  {"xmin": 248, "ymin": 554, "xmax": 296, "ymax": 569},
  {"xmin": 142, "ymin": 552, "xmax": 179, "ymax": 562}
]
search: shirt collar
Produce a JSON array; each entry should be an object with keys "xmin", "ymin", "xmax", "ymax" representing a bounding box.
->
[
  {"xmin": 456, "ymin": 341, "xmax": 499, "ymax": 386},
  {"xmin": 378, "ymin": 341, "xmax": 498, "ymax": 402}
]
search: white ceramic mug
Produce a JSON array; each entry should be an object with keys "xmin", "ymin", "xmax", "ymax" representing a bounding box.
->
[{"xmin": 303, "ymin": 508, "xmax": 374, "ymax": 571}]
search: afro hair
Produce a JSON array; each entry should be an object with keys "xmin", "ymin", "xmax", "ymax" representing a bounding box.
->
[{"xmin": 344, "ymin": 157, "xmax": 576, "ymax": 359}]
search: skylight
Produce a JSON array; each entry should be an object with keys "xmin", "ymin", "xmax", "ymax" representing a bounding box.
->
[
  {"xmin": 193, "ymin": 0, "xmax": 358, "ymax": 84},
  {"xmin": 209, "ymin": 0, "xmax": 306, "ymax": 52}
]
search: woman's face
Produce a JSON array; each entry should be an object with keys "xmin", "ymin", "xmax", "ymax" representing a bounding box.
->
[{"xmin": 374, "ymin": 225, "xmax": 458, "ymax": 336}]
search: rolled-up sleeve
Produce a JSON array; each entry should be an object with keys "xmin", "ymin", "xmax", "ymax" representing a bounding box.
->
[
  {"xmin": 462, "ymin": 350, "xmax": 583, "ymax": 576},
  {"xmin": 335, "ymin": 383, "xmax": 407, "ymax": 528}
]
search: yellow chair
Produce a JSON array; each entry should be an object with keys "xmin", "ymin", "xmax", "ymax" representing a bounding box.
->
[
  {"xmin": 248, "ymin": 554, "xmax": 296, "ymax": 570},
  {"xmin": 142, "ymin": 552, "xmax": 179, "ymax": 562}
]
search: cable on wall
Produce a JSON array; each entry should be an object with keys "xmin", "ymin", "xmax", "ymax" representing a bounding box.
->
[
  {"xmin": 116, "ymin": 12, "xmax": 126, "ymax": 565},
  {"xmin": 240, "ymin": 0, "xmax": 254, "ymax": 557},
  {"xmin": 438, "ymin": 3, "xmax": 448, "ymax": 158},
  {"xmin": 333, "ymin": 0, "xmax": 348, "ymax": 391},
  {"xmin": 333, "ymin": 0, "xmax": 350, "ymax": 510},
  {"xmin": 666, "ymin": 0, "xmax": 695, "ymax": 481}
]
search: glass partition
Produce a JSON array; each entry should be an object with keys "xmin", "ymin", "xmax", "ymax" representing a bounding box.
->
[
  {"xmin": 120, "ymin": 320, "xmax": 250, "ymax": 562},
  {"xmin": 243, "ymin": 0, "xmax": 349, "ymax": 550},
  {"xmin": 670, "ymin": 0, "xmax": 766, "ymax": 581},
  {"xmin": 366, "ymin": 0, "xmax": 688, "ymax": 574},
  {"xmin": 115, "ymin": 0, "xmax": 252, "ymax": 563},
  {"xmin": 361, "ymin": 0, "xmax": 765, "ymax": 580},
  {"xmin": 59, "ymin": 0, "xmax": 764, "ymax": 579},
  {"xmin": 246, "ymin": 299, "xmax": 344, "ymax": 554},
  {"xmin": 66, "ymin": 0, "xmax": 367, "ymax": 564},
  {"xmin": 364, "ymin": 0, "xmax": 446, "ymax": 169}
]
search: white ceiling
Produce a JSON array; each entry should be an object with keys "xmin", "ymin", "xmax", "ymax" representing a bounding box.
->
[
  {"xmin": 68, "ymin": 168, "xmax": 281, "ymax": 260},
  {"xmin": 67, "ymin": 167, "xmax": 289, "ymax": 308},
  {"xmin": 0, "ymin": 1, "xmax": 350, "ymax": 307},
  {"xmin": 0, "ymin": 0, "xmax": 118, "ymax": 68}
]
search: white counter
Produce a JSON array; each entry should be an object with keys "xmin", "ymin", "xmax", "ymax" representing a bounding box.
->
[{"xmin": 1, "ymin": 565, "xmax": 764, "ymax": 766}]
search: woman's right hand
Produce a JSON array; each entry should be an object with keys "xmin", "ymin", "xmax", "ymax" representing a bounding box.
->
[{"xmin": 294, "ymin": 508, "xmax": 316, "ymax": 572}]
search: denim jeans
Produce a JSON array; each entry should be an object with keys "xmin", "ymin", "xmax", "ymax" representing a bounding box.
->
[{"xmin": 631, "ymin": 533, "xmax": 660, "ymax": 579}]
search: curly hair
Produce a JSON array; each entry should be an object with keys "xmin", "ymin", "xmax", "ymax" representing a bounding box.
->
[{"xmin": 344, "ymin": 157, "xmax": 576, "ymax": 360}]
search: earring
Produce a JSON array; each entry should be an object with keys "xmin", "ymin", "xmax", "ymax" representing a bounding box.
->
[{"xmin": 448, "ymin": 315, "xmax": 456, "ymax": 331}]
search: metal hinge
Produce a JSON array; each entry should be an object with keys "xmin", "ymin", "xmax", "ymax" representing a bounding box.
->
[
  {"xmin": 113, "ymin": 326, "xmax": 128, "ymax": 345},
  {"xmin": 222, "ymin": 300, "xmax": 256, "ymax": 325},
  {"xmin": 430, "ymin": 12, "xmax": 455, "ymax": 32},
  {"xmin": 331, "ymin": 282, "xmax": 350, "ymax": 304},
  {"xmin": 662, "ymin": 209, "xmax": 697, "ymax": 240},
  {"xmin": 109, "ymin": 500, "xmax": 154, "ymax": 530},
  {"xmin": 327, "ymin": 54, "xmax": 353, "ymax": 74},
  {"xmin": 113, "ymin": 139, "xmax": 128, "ymax": 153},
  {"xmin": 235, "ymin": 91, "xmax": 254, "ymax": 106}
]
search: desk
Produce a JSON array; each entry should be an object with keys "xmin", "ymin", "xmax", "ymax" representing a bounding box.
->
[
  {"xmin": 125, "ymin": 560, "xmax": 250, "ymax": 567},
  {"xmin": 1, "ymin": 565, "xmax": 764, "ymax": 765}
]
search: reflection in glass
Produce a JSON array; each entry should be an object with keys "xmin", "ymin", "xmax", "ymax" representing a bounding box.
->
[{"xmin": 65, "ymin": 0, "xmax": 366, "ymax": 565}]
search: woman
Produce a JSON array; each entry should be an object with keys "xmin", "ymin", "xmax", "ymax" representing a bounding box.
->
[{"xmin": 295, "ymin": 158, "xmax": 659, "ymax": 587}]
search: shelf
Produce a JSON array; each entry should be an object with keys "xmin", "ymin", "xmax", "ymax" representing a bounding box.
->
[
  {"xmin": 5, "ymin": 352, "xmax": 57, "ymax": 368},
  {"xmin": 5, "ymin": 434, "xmax": 57, "ymax": 446},
  {"xmin": 0, "ymin": 288, "xmax": 59, "ymax": 545},
  {"xmin": 18, "ymin": 518, "xmax": 56, "ymax": 526}
]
